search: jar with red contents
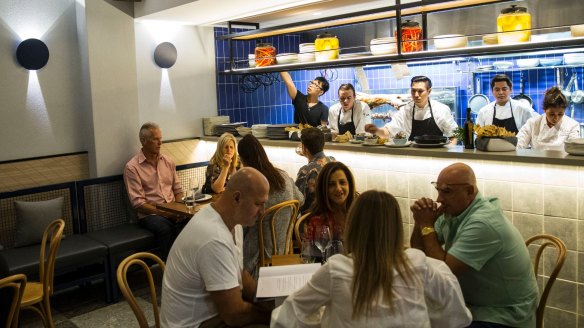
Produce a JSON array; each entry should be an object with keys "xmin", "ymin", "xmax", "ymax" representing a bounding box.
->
[
  {"xmin": 254, "ymin": 43, "xmax": 276, "ymax": 67},
  {"xmin": 395, "ymin": 20, "xmax": 423, "ymax": 53}
]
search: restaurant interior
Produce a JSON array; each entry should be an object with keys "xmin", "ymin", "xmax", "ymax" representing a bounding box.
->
[{"xmin": 1, "ymin": 0, "xmax": 584, "ymax": 327}]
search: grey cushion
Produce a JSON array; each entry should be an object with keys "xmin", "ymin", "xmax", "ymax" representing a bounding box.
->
[{"xmin": 14, "ymin": 197, "xmax": 64, "ymax": 247}]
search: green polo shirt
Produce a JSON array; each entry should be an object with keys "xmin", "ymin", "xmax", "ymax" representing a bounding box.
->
[{"xmin": 434, "ymin": 193, "xmax": 538, "ymax": 327}]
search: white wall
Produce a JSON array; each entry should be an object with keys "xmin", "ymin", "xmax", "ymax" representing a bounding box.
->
[{"xmin": 0, "ymin": 0, "xmax": 88, "ymax": 162}]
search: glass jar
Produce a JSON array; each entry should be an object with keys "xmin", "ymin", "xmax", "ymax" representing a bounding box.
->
[
  {"xmin": 395, "ymin": 20, "xmax": 423, "ymax": 53},
  {"xmin": 314, "ymin": 33, "xmax": 339, "ymax": 62},
  {"xmin": 497, "ymin": 5, "xmax": 531, "ymax": 44},
  {"xmin": 254, "ymin": 43, "xmax": 276, "ymax": 67}
]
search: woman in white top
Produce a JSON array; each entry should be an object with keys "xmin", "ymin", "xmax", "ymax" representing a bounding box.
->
[
  {"xmin": 271, "ymin": 190, "xmax": 472, "ymax": 328},
  {"xmin": 476, "ymin": 74, "xmax": 538, "ymax": 134},
  {"xmin": 517, "ymin": 86, "xmax": 580, "ymax": 150},
  {"xmin": 328, "ymin": 83, "xmax": 371, "ymax": 136}
]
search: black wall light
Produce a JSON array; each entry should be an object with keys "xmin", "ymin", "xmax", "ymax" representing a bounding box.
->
[
  {"xmin": 154, "ymin": 42, "xmax": 177, "ymax": 69},
  {"xmin": 16, "ymin": 38, "xmax": 49, "ymax": 70}
]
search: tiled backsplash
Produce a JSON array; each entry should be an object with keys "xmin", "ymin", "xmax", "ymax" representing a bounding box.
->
[{"xmin": 215, "ymin": 27, "xmax": 584, "ymax": 128}]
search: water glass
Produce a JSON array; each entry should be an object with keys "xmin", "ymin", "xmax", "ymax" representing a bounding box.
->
[
  {"xmin": 185, "ymin": 189, "xmax": 195, "ymax": 210},
  {"xmin": 190, "ymin": 179, "xmax": 201, "ymax": 198},
  {"xmin": 326, "ymin": 240, "xmax": 344, "ymax": 259},
  {"xmin": 300, "ymin": 239, "xmax": 316, "ymax": 264}
]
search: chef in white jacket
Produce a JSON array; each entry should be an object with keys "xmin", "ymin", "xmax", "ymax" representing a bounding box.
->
[
  {"xmin": 328, "ymin": 83, "xmax": 371, "ymax": 136},
  {"xmin": 517, "ymin": 86, "xmax": 580, "ymax": 150},
  {"xmin": 476, "ymin": 74, "xmax": 538, "ymax": 133}
]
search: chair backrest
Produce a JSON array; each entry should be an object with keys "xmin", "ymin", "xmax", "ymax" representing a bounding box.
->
[
  {"xmin": 525, "ymin": 234, "xmax": 567, "ymax": 328},
  {"xmin": 294, "ymin": 212, "xmax": 312, "ymax": 248},
  {"xmin": 40, "ymin": 219, "xmax": 65, "ymax": 296},
  {"xmin": 258, "ymin": 200, "xmax": 299, "ymax": 267},
  {"xmin": 116, "ymin": 252, "xmax": 166, "ymax": 328},
  {"xmin": 0, "ymin": 273, "xmax": 27, "ymax": 328}
]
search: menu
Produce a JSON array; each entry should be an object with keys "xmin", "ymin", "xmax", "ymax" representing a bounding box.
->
[{"xmin": 256, "ymin": 263, "xmax": 321, "ymax": 298}]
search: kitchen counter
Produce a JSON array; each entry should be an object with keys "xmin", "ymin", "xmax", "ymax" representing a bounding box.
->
[{"xmin": 201, "ymin": 136, "xmax": 584, "ymax": 167}]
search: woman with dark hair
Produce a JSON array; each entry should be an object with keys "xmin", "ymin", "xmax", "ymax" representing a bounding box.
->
[
  {"xmin": 517, "ymin": 86, "xmax": 580, "ymax": 150},
  {"xmin": 238, "ymin": 134, "xmax": 304, "ymax": 277},
  {"xmin": 328, "ymin": 83, "xmax": 371, "ymax": 136},
  {"xmin": 271, "ymin": 190, "xmax": 472, "ymax": 327},
  {"xmin": 303, "ymin": 161, "xmax": 355, "ymax": 258},
  {"xmin": 203, "ymin": 133, "xmax": 239, "ymax": 194}
]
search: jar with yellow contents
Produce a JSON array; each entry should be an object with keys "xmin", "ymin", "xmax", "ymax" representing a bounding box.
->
[
  {"xmin": 314, "ymin": 33, "xmax": 339, "ymax": 62},
  {"xmin": 497, "ymin": 5, "xmax": 531, "ymax": 44}
]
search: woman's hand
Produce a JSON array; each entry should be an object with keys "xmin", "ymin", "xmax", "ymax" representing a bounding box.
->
[{"xmin": 222, "ymin": 154, "xmax": 232, "ymax": 167}]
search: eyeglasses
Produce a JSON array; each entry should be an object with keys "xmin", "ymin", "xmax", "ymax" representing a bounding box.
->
[
  {"xmin": 310, "ymin": 81, "xmax": 323, "ymax": 91},
  {"xmin": 431, "ymin": 182, "xmax": 471, "ymax": 192}
]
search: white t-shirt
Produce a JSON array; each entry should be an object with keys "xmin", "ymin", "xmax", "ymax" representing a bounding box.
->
[
  {"xmin": 270, "ymin": 249, "xmax": 471, "ymax": 328},
  {"xmin": 476, "ymin": 99, "xmax": 538, "ymax": 130},
  {"xmin": 328, "ymin": 100, "xmax": 371, "ymax": 134},
  {"xmin": 516, "ymin": 114, "xmax": 580, "ymax": 150},
  {"xmin": 161, "ymin": 205, "xmax": 244, "ymax": 328},
  {"xmin": 382, "ymin": 100, "xmax": 458, "ymax": 137}
]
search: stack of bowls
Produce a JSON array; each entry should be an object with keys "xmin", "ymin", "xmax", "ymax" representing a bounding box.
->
[
  {"xmin": 298, "ymin": 43, "xmax": 316, "ymax": 62},
  {"xmin": 565, "ymin": 138, "xmax": 584, "ymax": 155},
  {"xmin": 516, "ymin": 58, "xmax": 540, "ymax": 68},
  {"xmin": 276, "ymin": 53, "xmax": 298, "ymax": 65},
  {"xmin": 251, "ymin": 124, "xmax": 269, "ymax": 138},
  {"xmin": 563, "ymin": 53, "xmax": 584, "ymax": 65},
  {"xmin": 248, "ymin": 54, "xmax": 256, "ymax": 68},
  {"xmin": 433, "ymin": 34, "xmax": 468, "ymax": 50},
  {"xmin": 370, "ymin": 37, "xmax": 397, "ymax": 55}
]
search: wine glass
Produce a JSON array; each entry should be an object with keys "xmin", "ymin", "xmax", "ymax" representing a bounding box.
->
[
  {"xmin": 190, "ymin": 179, "xmax": 201, "ymax": 199},
  {"xmin": 326, "ymin": 240, "xmax": 344, "ymax": 259},
  {"xmin": 314, "ymin": 226, "xmax": 332, "ymax": 263}
]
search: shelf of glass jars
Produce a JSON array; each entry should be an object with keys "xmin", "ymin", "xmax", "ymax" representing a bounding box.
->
[{"xmin": 219, "ymin": 34, "xmax": 584, "ymax": 75}]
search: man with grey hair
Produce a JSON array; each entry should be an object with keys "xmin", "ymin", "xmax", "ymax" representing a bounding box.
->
[
  {"xmin": 161, "ymin": 167, "xmax": 272, "ymax": 327},
  {"xmin": 410, "ymin": 163, "xmax": 538, "ymax": 328},
  {"xmin": 124, "ymin": 122, "xmax": 183, "ymax": 261}
]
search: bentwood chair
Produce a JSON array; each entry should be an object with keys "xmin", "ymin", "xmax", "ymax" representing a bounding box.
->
[
  {"xmin": 294, "ymin": 212, "xmax": 312, "ymax": 249},
  {"xmin": 117, "ymin": 252, "xmax": 166, "ymax": 328},
  {"xmin": 20, "ymin": 219, "xmax": 65, "ymax": 328},
  {"xmin": 0, "ymin": 273, "xmax": 27, "ymax": 328},
  {"xmin": 525, "ymin": 234, "xmax": 567, "ymax": 328},
  {"xmin": 258, "ymin": 200, "xmax": 300, "ymax": 267}
]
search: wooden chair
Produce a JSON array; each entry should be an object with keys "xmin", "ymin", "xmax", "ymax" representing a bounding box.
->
[
  {"xmin": 294, "ymin": 212, "xmax": 312, "ymax": 249},
  {"xmin": 116, "ymin": 252, "xmax": 166, "ymax": 328},
  {"xmin": 258, "ymin": 200, "xmax": 300, "ymax": 267},
  {"xmin": 525, "ymin": 234, "xmax": 567, "ymax": 328},
  {"xmin": 0, "ymin": 274, "xmax": 27, "ymax": 328},
  {"xmin": 20, "ymin": 219, "xmax": 65, "ymax": 328}
]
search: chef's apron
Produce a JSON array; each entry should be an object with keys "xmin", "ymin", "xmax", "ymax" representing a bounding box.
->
[
  {"xmin": 408, "ymin": 101, "xmax": 443, "ymax": 141},
  {"xmin": 492, "ymin": 101, "xmax": 519, "ymax": 133},
  {"xmin": 337, "ymin": 107, "xmax": 356, "ymax": 135}
]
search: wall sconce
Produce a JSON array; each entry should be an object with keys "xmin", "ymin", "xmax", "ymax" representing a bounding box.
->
[
  {"xmin": 154, "ymin": 42, "xmax": 177, "ymax": 69},
  {"xmin": 16, "ymin": 38, "xmax": 49, "ymax": 70}
]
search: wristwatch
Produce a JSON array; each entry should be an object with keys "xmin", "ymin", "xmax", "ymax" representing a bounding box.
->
[{"xmin": 421, "ymin": 226, "xmax": 436, "ymax": 236}]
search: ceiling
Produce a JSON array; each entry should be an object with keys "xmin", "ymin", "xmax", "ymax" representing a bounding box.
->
[{"xmin": 134, "ymin": 0, "xmax": 396, "ymax": 28}]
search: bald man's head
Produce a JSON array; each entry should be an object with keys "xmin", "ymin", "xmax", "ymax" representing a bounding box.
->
[
  {"xmin": 438, "ymin": 163, "xmax": 477, "ymax": 188},
  {"xmin": 218, "ymin": 167, "xmax": 269, "ymax": 228},
  {"xmin": 435, "ymin": 163, "xmax": 478, "ymax": 216}
]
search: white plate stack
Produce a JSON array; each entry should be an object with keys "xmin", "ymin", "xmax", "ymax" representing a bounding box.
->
[
  {"xmin": 298, "ymin": 43, "xmax": 316, "ymax": 62},
  {"xmin": 251, "ymin": 124, "xmax": 269, "ymax": 138},
  {"xmin": 203, "ymin": 116, "xmax": 230, "ymax": 136},
  {"xmin": 370, "ymin": 37, "xmax": 397, "ymax": 55}
]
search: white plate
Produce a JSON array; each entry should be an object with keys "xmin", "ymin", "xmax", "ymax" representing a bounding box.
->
[
  {"xmin": 412, "ymin": 141, "xmax": 449, "ymax": 148},
  {"xmin": 195, "ymin": 194, "xmax": 213, "ymax": 202},
  {"xmin": 384, "ymin": 141, "xmax": 412, "ymax": 148},
  {"xmin": 350, "ymin": 139, "xmax": 364, "ymax": 144}
]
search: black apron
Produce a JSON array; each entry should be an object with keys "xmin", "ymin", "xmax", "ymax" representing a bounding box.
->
[
  {"xmin": 408, "ymin": 101, "xmax": 443, "ymax": 141},
  {"xmin": 337, "ymin": 107, "xmax": 356, "ymax": 135},
  {"xmin": 492, "ymin": 101, "xmax": 519, "ymax": 134}
]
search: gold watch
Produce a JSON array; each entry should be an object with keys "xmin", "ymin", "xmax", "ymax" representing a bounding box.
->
[{"xmin": 421, "ymin": 226, "xmax": 435, "ymax": 236}]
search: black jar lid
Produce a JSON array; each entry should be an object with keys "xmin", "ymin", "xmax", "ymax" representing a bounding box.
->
[
  {"xmin": 316, "ymin": 32, "xmax": 336, "ymax": 39},
  {"xmin": 255, "ymin": 42, "xmax": 273, "ymax": 48},
  {"xmin": 500, "ymin": 4, "xmax": 528, "ymax": 14},
  {"xmin": 401, "ymin": 20, "xmax": 420, "ymax": 28}
]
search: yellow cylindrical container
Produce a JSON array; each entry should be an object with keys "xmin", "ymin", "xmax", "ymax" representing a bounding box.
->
[
  {"xmin": 314, "ymin": 33, "xmax": 339, "ymax": 62},
  {"xmin": 497, "ymin": 5, "xmax": 531, "ymax": 44}
]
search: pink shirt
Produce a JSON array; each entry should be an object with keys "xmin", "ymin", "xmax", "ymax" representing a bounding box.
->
[{"xmin": 124, "ymin": 151, "xmax": 182, "ymax": 217}]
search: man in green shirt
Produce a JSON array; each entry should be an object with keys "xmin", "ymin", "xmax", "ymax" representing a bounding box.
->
[{"xmin": 410, "ymin": 163, "xmax": 538, "ymax": 328}]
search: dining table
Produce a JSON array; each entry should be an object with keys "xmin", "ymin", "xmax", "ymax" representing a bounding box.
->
[{"xmin": 155, "ymin": 193, "xmax": 218, "ymax": 221}]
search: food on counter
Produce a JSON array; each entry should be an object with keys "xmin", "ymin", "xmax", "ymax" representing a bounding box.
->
[
  {"xmin": 254, "ymin": 43, "xmax": 276, "ymax": 67},
  {"xmin": 334, "ymin": 131, "xmax": 353, "ymax": 143},
  {"xmin": 285, "ymin": 123, "xmax": 313, "ymax": 132},
  {"xmin": 497, "ymin": 5, "xmax": 531, "ymax": 44},
  {"xmin": 364, "ymin": 135, "xmax": 388, "ymax": 145},
  {"xmin": 474, "ymin": 124, "xmax": 517, "ymax": 137},
  {"xmin": 393, "ymin": 132, "xmax": 407, "ymax": 139},
  {"xmin": 356, "ymin": 91, "xmax": 407, "ymax": 109}
]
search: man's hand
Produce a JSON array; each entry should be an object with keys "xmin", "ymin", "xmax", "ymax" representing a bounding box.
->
[
  {"xmin": 364, "ymin": 123, "xmax": 378, "ymax": 134},
  {"xmin": 410, "ymin": 197, "xmax": 441, "ymax": 227}
]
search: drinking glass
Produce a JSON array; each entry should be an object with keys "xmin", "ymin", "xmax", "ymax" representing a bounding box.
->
[
  {"xmin": 314, "ymin": 226, "xmax": 332, "ymax": 263},
  {"xmin": 326, "ymin": 240, "xmax": 344, "ymax": 259},
  {"xmin": 300, "ymin": 238, "xmax": 316, "ymax": 264},
  {"xmin": 185, "ymin": 189, "xmax": 195, "ymax": 210},
  {"xmin": 190, "ymin": 179, "xmax": 201, "ymax": 199}
]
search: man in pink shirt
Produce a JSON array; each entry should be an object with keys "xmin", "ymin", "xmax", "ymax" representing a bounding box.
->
[{"xmin": 124, "ymin": 122, "xmax": 183, "ymax": 260}]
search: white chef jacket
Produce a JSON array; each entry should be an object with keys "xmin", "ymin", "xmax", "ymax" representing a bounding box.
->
[
  {"xmin": 270, "ymin": 249, "xmax": 472, "ymax": 328},
  {"xmin": 476, "ymin": 99, "xmax": 538, "ymax": 130},
  {"xmin": 516, "ymin": 114, "xmax": 580, "ymax": 150},
  {"xmin": 382, "ymin": 100, "xmax": 458, "ymax": 137},
  {"xmin": 328, "ymin": 100, "xmax": 371, "ymax": 134}
]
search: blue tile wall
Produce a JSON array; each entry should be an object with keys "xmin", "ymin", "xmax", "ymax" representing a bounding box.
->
[{"xmin": 215, "ymin": 27, "xmax": 584, "ymax": 127}]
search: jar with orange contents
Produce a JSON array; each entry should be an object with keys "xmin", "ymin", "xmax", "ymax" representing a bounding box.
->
[
  {"xmin": 254, "ymin": 43, "xmax": 276, "ymax": 67},
  {"xmin": 395, "ymin": 20, "xmax": 423, "ymax": 53}
]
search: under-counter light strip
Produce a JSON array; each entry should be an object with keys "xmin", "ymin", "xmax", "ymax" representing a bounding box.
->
[{"xmin": 231, "ymin": 0, "xmax": 502, "ymax": 40}]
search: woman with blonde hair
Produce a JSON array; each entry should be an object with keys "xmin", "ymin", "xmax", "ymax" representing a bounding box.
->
[
  {"xmin": 203, "ymin": 132, "xmax": 239, "ymax": 193},
  {"xmin": 271, "ymin": 190, "xmax": 471, "ymax": 328}
]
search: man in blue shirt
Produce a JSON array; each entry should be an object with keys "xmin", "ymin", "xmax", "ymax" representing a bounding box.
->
[{"xmin": 410, "ymin": 162, "xmax": 538, "ymax": 328}]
